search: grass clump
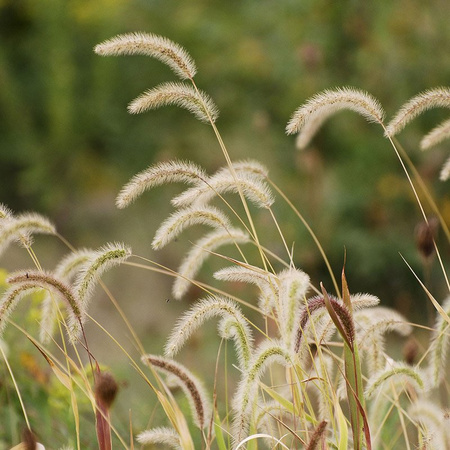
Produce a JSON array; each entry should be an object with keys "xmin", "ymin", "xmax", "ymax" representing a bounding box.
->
[{"xmin": 0, "ymin": 32, "xmax": 449, "ymax": 450}]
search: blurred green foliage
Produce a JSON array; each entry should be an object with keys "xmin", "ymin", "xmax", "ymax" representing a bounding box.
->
[{"xmin": 1, "ymin": 0, "xmax": 449, "ymax": 313}]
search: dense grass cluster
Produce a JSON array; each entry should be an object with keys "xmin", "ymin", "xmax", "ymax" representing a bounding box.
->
[{"xmin": 0, "ymin": 33, "xmax": 449, "ymax": 449}]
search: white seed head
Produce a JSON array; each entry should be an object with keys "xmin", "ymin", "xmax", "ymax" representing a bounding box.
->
[
  {"xmin": 75, "ymin": 242, "xmax": 132, "ymax": 309},
  {"xmin": 420, "ymin": 117, "xmax": 450, "ymax": 150},
  {"xmin": 286, "ymin": 87, "xmax": 385, "ymax": 144},
  {"xmin": 172, "ymin": 170, "xmax": 274, "ymax": 209},
  {"xmin": 0, "ymin": 212, "xmax": 56, "ymax": 256},
  {"xmin": 164, "ymin": 295, "xmax": 253, "ymax": 370},
  {"xmin": 116, "ymin": 160, "xmax": 207, "ymax": 209},
  {"xmin": 439, "ymin": 155, "xmax": 450, "ymax": 181},
  {"xmin": 152, "ymin": 206, "xmax": 231, "ymax": 250},
  {"xmin": 385, "ymin": 87, "xmax": 450, "ymax": 137},
  {"xmin": 128, "ymin": 82, "xmax": 219, "ymax": 123},
  {"xmin": 137, "ymin": 427, "xmax": 181, "ymax": 449},
  {"xmin": 95, "ymin": 32, "xmax": 197, "ymax": 80}
]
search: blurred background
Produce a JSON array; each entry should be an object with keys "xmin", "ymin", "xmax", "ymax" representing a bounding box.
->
[{"xmin": 1, "ymin": 0, "xmax": 450, "ymax": 444}]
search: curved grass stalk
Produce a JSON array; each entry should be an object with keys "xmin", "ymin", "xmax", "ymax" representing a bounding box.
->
[{"xmin": 268, "ymin": 178, "xmax": 340, "ymax": 297}]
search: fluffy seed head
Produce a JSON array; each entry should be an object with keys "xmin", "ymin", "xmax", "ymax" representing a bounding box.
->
[
  {"xmin": 128, "ymin": 82, "xmax": 219, "ymax": 123},
  {"xmin": 385, "ymin": 87, "xmax": 450, "ymax": 137},
  {"xmin": 420, "ymin": 117, "xmax": 450, "ymax": 150},
  {"xmin": 75, "ymin": 242, "xmax": 132, "ymax": 309},
  {"xmin": 95, "ymin": 32, "xmax": 197, "ymax": 79},
  {"xmin": 172, "ymin": 170, "xmax": 274, "ymax": 209},
  {"xmin": 440, "ymin": 155, "xmax": 450, "ymax": 181},
  {"xmin": 116, "ymin": 160, "xmax": 207, "ymax": 209},
  {"xmin": 286, "ymin": 87, "xmax": 385, "ymax": 143},
  {"xmin": 0, "ymin": 213, "xmax": 56, "ymax": 256},
  {"xmin": 152, "ymin": 206, "xmax": 231, "ymax": 250},
  {"xmin": 164, "ymin": 295, "xmax": 253, "ymax": 369},
  {"xmin": 3, "ymin": 270, "xmax": 82, "ymax": 341},
  {"xmin": 142, "ymin": 354, "xmax": 211, "ymax": 429},
  {"xmin": 137, "ymin": 427, "xmax": 181, "ymax": 449}
]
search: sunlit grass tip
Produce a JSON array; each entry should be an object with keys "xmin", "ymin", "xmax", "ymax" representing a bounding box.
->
[
  {"xmin": 385, "ymin": 87, "xmax": 450, "ymax": 137},
  {"xmin": 116, "ymin": 160, "xmax": 207, "ymax": 209},
  {"xmin": 94, "ymin": 32, "xmax": 197, "ymax": 80},
  {"xmin": 128, "ymin": 82, "xmax": 219, "ymax": 123},
  {"xmin": 286, "ymin": 87, "xmax": 385, "ymax": 147},
  {"xmin": 142, "ymin": 354, "xmax": 211, "ymax": 429},
  {"xmin": 152, "ymin": 205, "xmax": 231, "ymax": 250}
]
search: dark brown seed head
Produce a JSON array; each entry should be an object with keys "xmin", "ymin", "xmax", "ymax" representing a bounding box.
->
[
  {"xmin": 415, "ymin": 217, "xmax": 439, "ymax": 260},
  {"xmin": 95, "ymin": 371, "xmax": 119, "ymax": 409},
  {"xmin": 403, "ymin": 337, "xmax": 419, "ymax": 366},
  {"xmin": 22, "ymin": 428, "xmax": 37, "ymax": 450}
]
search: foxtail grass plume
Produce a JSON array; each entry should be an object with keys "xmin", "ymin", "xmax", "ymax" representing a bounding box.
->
[
  {"xmin": 429, "ymin": 296, "xmax": 450, "ymax": 387},
  {"xmin": 0, "ymin": 212, "xmax": 56, "ymax": 256},
  {"xmin": 232, "ymin": 340, "xmax": 291, "ymax": 446},
  {"xmin": 75, "ymin": 242, "xmax": 132, "ymax": 309},
  {"xmin": 128, "ymin": 82, "xmax": 219, "ymax": 123},
  {"xmin": 214, "ymin": 265, "xmax": 279, "ymax": 314},
  {"xmin": 172, "ymin": 170, "xmax": 274, "ymax": 209},
  {"xmin": 440, "ymin": 155, "xmax": 450, "ymax": 181},
  {"xmin": 164, "ymin": 296, "xmax": 253, "ymax": 370},
  {"xmin": 277, "ymin": 268, "xmax": 310, "ymax": 349},
  {"xmin": 385, "ymin": 87, "xmax": 450, "ymax": 137},
  {"xmin": 142, "ymin": 354, "xmax": 211, "ymax": 429},
  {"xmin": 408, "ymin": 400, "xmax": 448, "ymax": 450},
  {"xmin": 0, "ymin": 203, "xmax": 13, "ymax": 220},
  {"xmin": 152, "ymin": 205, "xmax": 231, "ymax": 250},
  {"xmin": 116, "ymin": 160, "xmax": 207, "ymax": 209},
  {"xmin": 364, "ymin": 362, "xmax": 425, "ymax": 399},
  {"xmin": 1, "ymin": 270, "xmax": 83, "ymax": 342},
  {"xmin": 420, "ymin": 117, "xmax": 450, "ymax": 150},
  {"xmin": 137, "ymin": 427, "xmax": 181, "ymax": 449},
  {"xmin": 354, "ymin": 307, "xmax": 412, "ymax": 373},
  {"xmin": 95, "ymin": 32, "xmax": 197, "ymax": 80},
  {"xmin": 40, "ymin": 248, "xmax": 95, "ymax": 343},
  {"xmin": 286, "ymin": 88, "xmax": 385, "ymax": 148},
  {"xmin": 172, "ymin": 227, "xmax": 249, "ymax": 300}
]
